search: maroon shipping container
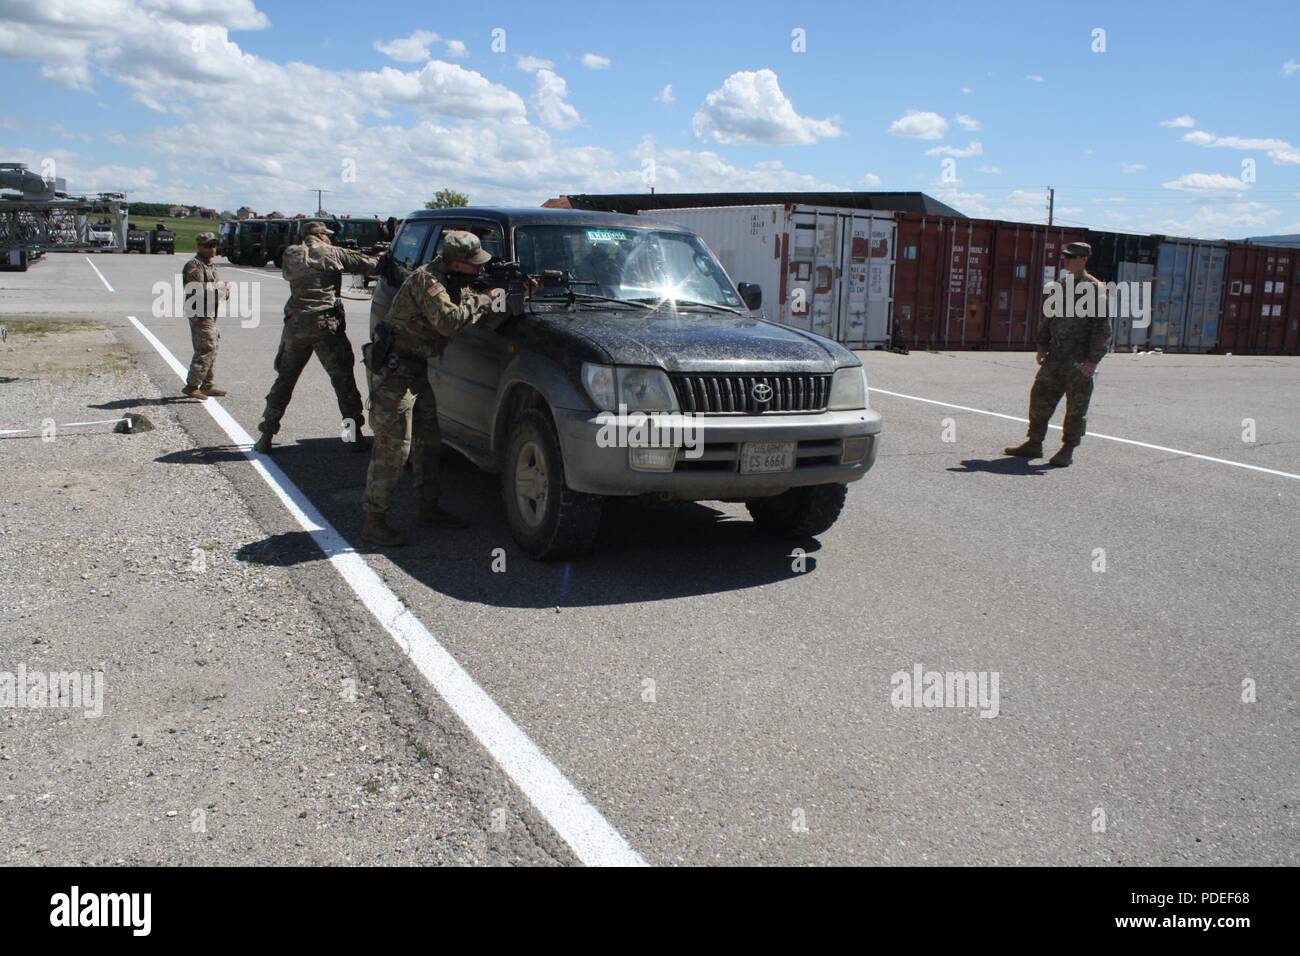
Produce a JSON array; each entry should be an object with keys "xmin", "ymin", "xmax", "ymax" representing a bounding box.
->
[
  {"xmin": 892, "ymin": 214, "xmax": 1086, "ymax": 350},
  {"xmin": 1219, "ymin": 243, "xmax": 1300, "ymax": 355}
]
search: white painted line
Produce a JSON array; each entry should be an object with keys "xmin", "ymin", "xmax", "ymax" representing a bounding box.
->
[
  {"xmin": 869, "ymin": 386, "xmax": 1300, "ymax": 482},
  {"xmin": 85, "ymin": 256, "xmax": 114, "ymax": 292},
  {"xmin": 127, "ymin": 314, "xmax": 646, "ymax": 867}
]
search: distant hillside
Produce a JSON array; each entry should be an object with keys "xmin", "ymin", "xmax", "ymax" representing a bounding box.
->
[{"xmin": 1245, "ymin": 234, "xmax": 1300, "ymax": 247}]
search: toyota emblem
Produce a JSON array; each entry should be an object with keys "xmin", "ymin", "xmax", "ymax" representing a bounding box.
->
[{"xmin": 752, "ymin": 382, "xmax": 773, "ymax": 403}]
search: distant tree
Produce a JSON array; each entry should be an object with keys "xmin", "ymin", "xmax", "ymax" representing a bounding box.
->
[
  {"xmin": 425, "ymin": 189, "xmax": 469, "ymax": 209},
  {"xmin": 220, "ymin": 210, "xmax": 237, "ymax": 220}
]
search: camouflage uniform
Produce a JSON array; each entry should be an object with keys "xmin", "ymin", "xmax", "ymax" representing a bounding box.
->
[
  {"xmin": 362, "ymin": 256, "xmax": 495, "ymax": 515},
  {"xmin": 182, "ymin": 252, "xmax": 221, "ymax": 390},
  {"xmin": 256, "ymin": 235, "xmax": 377, "ymax": 439},
  {"xmin": 1025, "ymin": 272, "xmax": 1112, "ymax": 446}
]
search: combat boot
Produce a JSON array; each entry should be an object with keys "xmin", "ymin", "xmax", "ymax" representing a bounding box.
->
[
  {"xmin": 181, "ymin": 385, "xmax": 209, "ymax": 399},
  {"xmin": 361, "ymin": 513, "xmax": 407, "ymax": 547},
  {"xmin": 1048, "ymin": 445, "xmax": 1075, "ymax": 467},
  {"xmin": 418, "ymin": 501, "xmax": 469, "ymax": 529},
  {"xmin": 253, "ymin": 431, "xmax": 273, "ymax": 454},
  {"xmin": 1003, "ymin": 439, "xmax": 1043, "ymax": 458},
  {"xmin": 201, "ymin": 384, "xmax": 229, "ymax": 397}
]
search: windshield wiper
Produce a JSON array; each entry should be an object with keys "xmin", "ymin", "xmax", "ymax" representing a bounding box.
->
[
  {"xmin": 628, "ymin": 297, "xmax": 741, "ymax": 315},
  {"xmin": 534, "ymin": 291, "xmax": 655, "ymax": 311}
]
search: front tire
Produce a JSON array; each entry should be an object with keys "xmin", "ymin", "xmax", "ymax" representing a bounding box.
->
[
  {"xmin": 747, "ymin": 483, "xmax": 848, "ymax": 538},
  {"xmin": 501, "ymin": 410, "xmax": 603, "ymax": 560}
]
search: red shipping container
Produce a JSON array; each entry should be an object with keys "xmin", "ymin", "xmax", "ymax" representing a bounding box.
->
[
  {"xmin": 1220, "ymin": 243, "xmax": 1300, "ymax": 355},
  {"xmin": 892, "ymin": 214, "xmax": 1086, "ymax": 350}
]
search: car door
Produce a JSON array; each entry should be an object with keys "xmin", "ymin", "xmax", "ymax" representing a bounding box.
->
[
  {"xmin": 425, "ymin": 221, "xmax": 509, "ymax": 451},
  {"xmin": 370, "ymin": 218, "xmax": 435, "ymax": 336}
]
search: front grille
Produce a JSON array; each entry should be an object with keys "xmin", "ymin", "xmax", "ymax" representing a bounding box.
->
[{"xmin": 670, "ymin": 373, "xmax": 831, "ymax": 414}]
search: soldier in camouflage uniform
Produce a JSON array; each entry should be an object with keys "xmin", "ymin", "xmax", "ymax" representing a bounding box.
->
[
  {"xmin": 253, "ymin": 222, "xmax": 378, "ymax": 454},
  {"xmin": 181, "ymin": 233, "xmax": 229, "ymax": 399},
  {"xmin": 360, "ymin": 230, "xmax": 526, "ymax": 547},
  {"xmin": 1004, "ymin": 241, "xmax": 1112, "ymax": 467}
]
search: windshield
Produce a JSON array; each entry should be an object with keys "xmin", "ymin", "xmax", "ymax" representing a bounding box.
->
[{"xmin": 514, "ymin": 224, "xmax": 741, "ymax": 308}]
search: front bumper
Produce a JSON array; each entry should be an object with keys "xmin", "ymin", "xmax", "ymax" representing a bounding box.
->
[{"xmin": 554, "ymin": 406, "xmax": 882, "ymax": 498}]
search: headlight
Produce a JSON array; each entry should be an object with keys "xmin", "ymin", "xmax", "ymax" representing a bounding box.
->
[
  {"xmin": 617, "ymin": 367, "xmax": 678, "ymax": 412},
  {"xmin": 582, "ymin": 363, "xmax": 617, "ymax": 410},
  {"xmin": 581, "ymin": 364, "xmax": 679, "ymax": 412},
  {"xmin": 828, "ymin": 366, "xmax": 868, "ymax": 410}
]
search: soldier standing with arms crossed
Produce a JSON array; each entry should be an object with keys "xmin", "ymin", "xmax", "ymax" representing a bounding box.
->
[
  {"xmin": 181, "ymin": 232, "xmax": 229, "ymax": 399},
  {"xmin": 360, "ymin": 230, "xmax": 532, "ymax": 547},
  {"xmin": 1003, "ymin": 241, "xmax": 1111, "ymax": 467},
  {"xmin": 253, "ymin": 221, "xmax": 378, "ymax": 454}
]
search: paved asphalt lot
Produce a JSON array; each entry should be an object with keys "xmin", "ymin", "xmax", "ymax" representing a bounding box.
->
[{"xmin": 3, "ymin": 252, "xmax": 1297, "ymax": 865}]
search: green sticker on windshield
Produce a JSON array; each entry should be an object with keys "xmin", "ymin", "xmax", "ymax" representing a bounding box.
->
[{"xmin": 586, "ymin": 229, "xmax": 628, "ymax": 242}]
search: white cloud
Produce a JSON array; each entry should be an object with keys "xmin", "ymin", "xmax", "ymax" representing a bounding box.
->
[
  {"xmin": 444, "ymin": 39, "xmax": 467, "ymax": 58},
  {"xmin": 693, "ymin": 68, "xmax": 842, "ymax": 145},
  {"xmin": 977, "ymin": 165, "xmax": 1001, "ymax": 174},
  {"xmin": 861, "ymin": 172, "xmax": 881, "ymax": 186},
  {"xmin": 955, "ymin": 114, "xmax": 980, "ymax": 131},
  {"xmin": 139, "ymin": 0, "xmax": 269, "ymax": 30},
  {"xmin": 637, "ymin": 137, "xmax": 841, "ymax": 192},
  {"xmin": 1149, "ymin": 202, "xmax": 1279, "ymax": 235},
  {"xmin": 1120, "ymin": 162, "xmax": 1146, "ymax": 174},
  {"xmin": 1159, "ymin": 115, "xmax": 1196, "ymax": 128},
  {"xmin": 531, "ymin": 69, "xmax": 581, "ymax": 130},
  {"xmin": 926, "ymin": 140, "xmax": 982, "ymax": 158},
  {"xmin": 961, "ymin": 86, "xmax": 972, "ymax": 94},
  {"xmin": 1183, "ymin": 130, "xmax": 1300, "ymax": 165},
  {"xmin": 1025, "ymin": 74, "xmax": 1044, "ymax": 82},
  {"xmin": 654, "ymin": 84, "xmax": 675, "ymax": 105},
  {"xmin": 0, "ymin": 3, "xmax": 848, "ymax": 214},
  {"xmin": 374, "ymin": 30, "xmax": 441, "ymax": 63},
  {"xmin": 888, "ymin": 110, "xmax": 947, "ymax": 140},
  {"xmin": 1283, "ymin": 59, "xmax": 1299, "ymax": 77},
  {"xmin": 581, "ymin": 53, "xmax": 610, "ymax": 70},
  {"xmin": 515, "ymin": 55, "xmax": 554, "ymax": 72},
  {"xmin": 1162, "ymin": 172, "xmax": 1250, "ymax": 193}
]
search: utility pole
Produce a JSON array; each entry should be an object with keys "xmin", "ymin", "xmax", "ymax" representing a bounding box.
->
[
  {"xmin": 310, "ymin": 187, "xmax": 332, "ymax": 215},
  {"xmin": 1047, "ymin": 186, "xmax": 1055, "ymax": 226}
]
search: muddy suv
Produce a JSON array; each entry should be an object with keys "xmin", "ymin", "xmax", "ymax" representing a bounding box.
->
[{"xmin": 370, "ymin": 208, "xmax": 882, "ymax": 559}]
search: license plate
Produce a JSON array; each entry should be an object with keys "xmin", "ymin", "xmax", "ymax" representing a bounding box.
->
[{"xmin": 740, "ymin": 441, "xmax": 796, "ymax": 474}]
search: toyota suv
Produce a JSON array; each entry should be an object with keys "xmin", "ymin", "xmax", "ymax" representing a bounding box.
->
[{"xmin": 370, "ymin": 207, "xmax": 882, "ymax": 559}]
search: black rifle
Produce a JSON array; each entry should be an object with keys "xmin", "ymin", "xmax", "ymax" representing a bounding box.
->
[{"xmin": 468, "ymin": 261, "xmax": 573, "ymax": 318}]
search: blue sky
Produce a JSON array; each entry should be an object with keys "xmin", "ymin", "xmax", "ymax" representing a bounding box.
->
[{"xmin": 1, "ymin": 0, "xmax": 1297, "ymax": 238}]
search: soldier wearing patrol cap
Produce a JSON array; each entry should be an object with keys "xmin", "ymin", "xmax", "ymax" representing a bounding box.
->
[
  {"xmin": 1004, "ymin": 240, "xmax": 1111, "ymax": 467},
  {"xmin": 181, "ymin": 232, "xmax": 230, "ymax": 399},
  {"xmin": 253, "ymin": 220, "xmax": 379, "ymax": 454},
  {"xmin": 360, "ymin": 229, "xmax": 534, "ymax": 547}
]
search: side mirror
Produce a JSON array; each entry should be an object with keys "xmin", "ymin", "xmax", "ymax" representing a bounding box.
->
[{"xmin": 737, "ymin": 282, "xmax": 762, "ymax": 311}]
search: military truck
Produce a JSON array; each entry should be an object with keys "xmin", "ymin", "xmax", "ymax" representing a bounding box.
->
[
  {"xmin": 227, "ymin": 218, "xmax": 274, "ymax": 266},
  {"xmin": 268, "ymin": 216, "xmax": 387, "ymax": 268},
  {"xmin": 270, "ymin": 217, "xmax": 339, "ymax": 268},
  {"xmin": 126, "ymin": 223, "xmax": 149, "ymax": 253},
  {"xmin": 218, "ymin": 220, "xmax": 239, "ymax": 261},
  {"xmin": 151, "ymin": 223, "xmax": 175, "ymax": 254}
]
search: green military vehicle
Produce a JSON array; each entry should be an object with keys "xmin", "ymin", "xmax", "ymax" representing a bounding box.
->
[
  {"xmin": 218, "ymin": 219, "xmax": 239, "ymax": 262},
  {"xmin": 225, "ymin": 219, "xmax": 274, "ymax": 266},
  {"xmin": 126, "ymin": 223, "xmax": 149, "ymax": 253},
  {"xmin": 269, "ymin": 216, "xmax": 388, "ymax": 268},
  {"xmin": 151, "ymin": 223, "xmax": 175, "ymax": 254}
]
